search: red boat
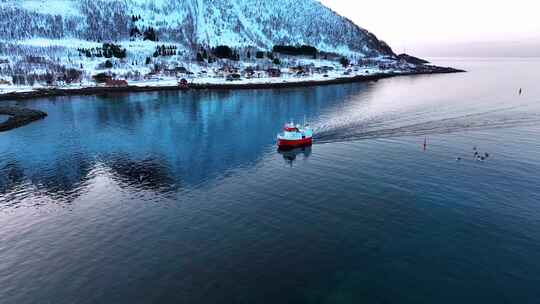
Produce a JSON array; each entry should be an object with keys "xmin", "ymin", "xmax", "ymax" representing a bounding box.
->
[{"xmin": 277, "ymin": 121, "xmax": 313, "ymax": 149}]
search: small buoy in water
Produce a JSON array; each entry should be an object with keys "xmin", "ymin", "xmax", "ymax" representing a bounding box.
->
[{"xmin": 456, "ymin": 157, "xmax": 462, "ymax": 161}]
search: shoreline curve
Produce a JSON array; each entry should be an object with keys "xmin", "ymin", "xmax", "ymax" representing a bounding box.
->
[
  {"xmin": 0, "ymin": 68, "xmax": 464, "ymax": 102},
  {"xmin": 0, "ymin": 107, "xmax": 48, "ymax": 132}
]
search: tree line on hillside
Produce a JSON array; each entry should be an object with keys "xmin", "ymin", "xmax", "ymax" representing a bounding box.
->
[
  {"xmin": 153, "ymin": 45, "xmax": 178, "ymax": 57},
  {"xmin": 77, "ymin": 43, "xmax": 127, "ymax": 59},
  {"xmin": 193, "ymin": 44, "xmax": 350, "ymax": 67},
  {"xmin": 272, "ymin": 45, "xmax": 317, "ymax": 58}
]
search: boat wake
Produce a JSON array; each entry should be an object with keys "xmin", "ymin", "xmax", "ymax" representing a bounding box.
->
[{"xmin": 313, "ymin": 105, "xmax": 540, "ymax": 144}]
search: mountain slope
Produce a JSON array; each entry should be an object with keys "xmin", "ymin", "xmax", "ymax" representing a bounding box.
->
[{"xmin": 0, "ymin": 0, "xmax": 394, "ymax": 57}]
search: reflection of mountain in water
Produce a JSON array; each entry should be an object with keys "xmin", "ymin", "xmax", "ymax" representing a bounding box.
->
[
  {"xmin": 104, "ymin": 154, "xmax": 179, "ymax": 193},
  {"xmin": 0, "ymin": 154, "xmax": 94, "ymax": 207},
  {"xmin": 0, "ymin": 161, "xmax": 25, "ymax": 197},
  {"xmin": 0, "ymin": 156, "xmax": 179, "ymax": 207},
  {"xmin": 0, "ymin": 84, "xmax": 367, "ymax": 208}
]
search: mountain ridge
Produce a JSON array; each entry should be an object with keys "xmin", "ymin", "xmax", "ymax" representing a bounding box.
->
[{"xmin": 0, "ymin": 0, "xmax": 395, "ymax": 57}]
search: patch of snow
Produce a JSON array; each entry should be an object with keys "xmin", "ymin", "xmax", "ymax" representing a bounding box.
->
[
  {"xmin": 15, "ymin": 38, "xmax": 101, "ymax": 49},
  {"xmin": 19, "ymin": 0, "xmax": 81, "ymax": 17}
]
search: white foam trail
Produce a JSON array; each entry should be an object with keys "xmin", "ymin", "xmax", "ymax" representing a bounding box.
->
[{"xmin": 314, "ymin": 103, "xmax": 540, "ymax": 144}]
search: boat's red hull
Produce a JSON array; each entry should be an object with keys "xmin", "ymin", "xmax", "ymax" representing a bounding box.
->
[{"xmin": 278, "ymin": 137, "xmax": 312, "ymax": 149}]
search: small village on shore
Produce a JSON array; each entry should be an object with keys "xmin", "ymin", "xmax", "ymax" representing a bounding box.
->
[{"xmin": 0, "ymin": 41, "xmax": 460, "ymax": 97}]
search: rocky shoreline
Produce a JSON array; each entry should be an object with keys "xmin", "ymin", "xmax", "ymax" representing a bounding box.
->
[
  {"xmin": 0, "ymin": 67, "xmax": 464, "ymax": 102},
  {"xmin": 0, "ymin": 106, "xmax": 48, "ymax": 132}
]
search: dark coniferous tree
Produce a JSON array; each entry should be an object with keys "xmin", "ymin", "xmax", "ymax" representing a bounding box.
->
[{"xmin": 196, "ymin": 52, "xmax": 204, "ymax": 62}]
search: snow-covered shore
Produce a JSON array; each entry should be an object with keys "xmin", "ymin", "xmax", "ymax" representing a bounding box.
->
[
  {"xmin": 0, "ymin": 65, "xmax": 463, "ymax": 101},
  {"xmin": 0, "ymin": 67, "xmax": 378, "ymax": 94}
]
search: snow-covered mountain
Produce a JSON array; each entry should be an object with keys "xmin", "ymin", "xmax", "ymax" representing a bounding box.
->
[
  {"xmin": 0, "ymin": 0, "xmax": 461, "ymax": 93},
  {"xmin": 0, "ymin": 0, "xmax": 394, "ymax": 57}
]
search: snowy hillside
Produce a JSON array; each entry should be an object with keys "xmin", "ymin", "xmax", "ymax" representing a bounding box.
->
[
  {"xmin": 0, "ymin": 0, "xmax": 461, "ymax": 94},
  {"xmin": 0, "ymin": 0, "xmax": 394, "ymax": 57}
]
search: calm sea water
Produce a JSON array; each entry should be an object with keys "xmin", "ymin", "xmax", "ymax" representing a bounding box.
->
[
  {"xmin": 0, "ymin": 115, "xmax": 10, "ymax": 123},
  {"xmin": 1, "ymin": 58, "xmax": 540, "ymax": 303}
]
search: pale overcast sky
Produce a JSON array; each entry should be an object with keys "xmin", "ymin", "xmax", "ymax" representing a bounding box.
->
[{"xmin": 319, "ymin": 0, "xmax": 540, "ymax": 56}]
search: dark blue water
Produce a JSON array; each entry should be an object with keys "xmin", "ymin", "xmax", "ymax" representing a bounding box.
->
[
  {"xmin": 0, "ymin": 114, "xmax": 10, "ymax": 123},
  {"xmin": 1, "ymin": 58, "xmax": 540, "ymax": 303}
]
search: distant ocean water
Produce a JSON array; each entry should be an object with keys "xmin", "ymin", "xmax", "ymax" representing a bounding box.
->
[{"xmin": 1, "ymin": 58, "xmax": 540, "ymax": 303}]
